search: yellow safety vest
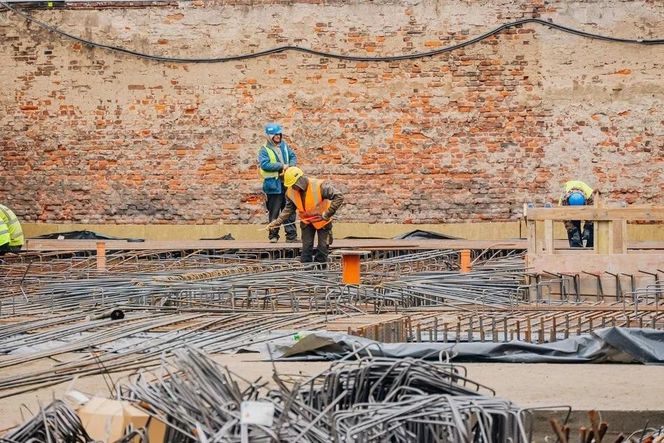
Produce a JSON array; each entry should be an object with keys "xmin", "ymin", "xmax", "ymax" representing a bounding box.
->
[
  {"xmin": 0, "ymin": 204, "xmax": 24, "ymax": 247},
  {"xmin": 0, "ymin": 220, "xmax": 9, "ymax": 246},
  {"xmin": 286, "ymin": 179, "xmax": 332, "ymax": 229},
  {"xmin": 258, "ymin": 144, "xmax": 289, "ymax": 179}
]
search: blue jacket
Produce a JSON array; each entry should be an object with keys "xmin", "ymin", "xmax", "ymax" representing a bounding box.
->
[{"xmin": 258, "ymin": 141, "xmax": 297, "ymax": 194}]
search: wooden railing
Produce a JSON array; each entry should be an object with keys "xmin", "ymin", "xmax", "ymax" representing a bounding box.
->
[{"xmin": 525, "ymin": 206, "xmax": 664, "ymax": 255}]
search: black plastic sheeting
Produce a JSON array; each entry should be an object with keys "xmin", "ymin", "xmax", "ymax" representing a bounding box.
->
[
  {"xmin": 392, "ymin": 229, "xmax": 461, "ymax": 240},
  {"xmin": 31, "ymin": 230, "xmax": 144, "ymax": 242},
  {"xmin": 199, "ymin": 233, "xmax": 235, "ymax": 240},
  {"xmin": 343, "ymin": 229, "xmax": 461, "ymax": 240},
  {"xmin": 264, "ymin": 327, "xmax": 664, "ymax": 364}
]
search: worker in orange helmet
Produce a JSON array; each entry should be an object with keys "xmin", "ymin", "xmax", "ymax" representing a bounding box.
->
[{"xmin": 267, "ymin": 167, "xmax": 344, "ymax": 265}]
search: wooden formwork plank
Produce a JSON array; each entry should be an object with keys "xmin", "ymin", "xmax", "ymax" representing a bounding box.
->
[
  {"xmin": 527, "ymin": 207, "xmax": 664, "ymax": 221},
  {"xmin": 528, "ymin": 253, "xmax": 664, "ymax": 277},
  {"xmin": 544, "ymin": 220, "xmax": 554, "ymax": 254}
]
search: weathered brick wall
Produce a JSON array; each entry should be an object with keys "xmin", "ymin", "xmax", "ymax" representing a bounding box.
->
[{"xmin": 1, "ymin": 0, "xmax": 662, "ymax": 224}]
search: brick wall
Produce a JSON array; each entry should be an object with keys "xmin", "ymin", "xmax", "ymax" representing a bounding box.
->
[{"xmin": 1, "ymin": 0, "xmax": 662, "ymax": 224}]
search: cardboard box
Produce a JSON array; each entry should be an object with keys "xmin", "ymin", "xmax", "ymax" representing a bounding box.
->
[{"xmin": 77, "ymin": 397, "xmax": 167, "ymax": 443}]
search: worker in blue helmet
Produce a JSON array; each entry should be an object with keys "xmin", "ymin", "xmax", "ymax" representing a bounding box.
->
[
  {"xmin": 559, "ymin": 180, "xmax": 596, "ymax": 248},
  {"xmin": 257, "ymin": 123, "xmax": 299, "ymax": 243}
]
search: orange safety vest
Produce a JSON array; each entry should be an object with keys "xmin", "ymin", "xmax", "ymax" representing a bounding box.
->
[{"xmin": 286, "ymin": 179, "xmax": 332, "ymax": 229}]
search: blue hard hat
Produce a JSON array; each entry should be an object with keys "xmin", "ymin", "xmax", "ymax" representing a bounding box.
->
[
  {"xmin": 265, "ymin": 123, "xmax": 283, "ymax": 136},
  {"xmin": 567, "ymin": 191, "xmax": 586, "ymax": 206}
]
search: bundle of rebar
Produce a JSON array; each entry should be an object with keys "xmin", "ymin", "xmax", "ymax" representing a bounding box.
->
[
  {"xmin": 1, "ymin": 251, "xmax": 530, "ymax": 318},
  {"xmin": 0, "ymin": 311, "xmax": 337, "ymax": 399},
  {"xmin": 2, "ymin": 400, "xmax": 92, "ymax": 443},
  {"xmin": 366, "ymin": 256, "xmax": 528, "ymax": 309},
  {"xmin": 120, "ymin": 347, "xmax": 527, "ymax": 442}
]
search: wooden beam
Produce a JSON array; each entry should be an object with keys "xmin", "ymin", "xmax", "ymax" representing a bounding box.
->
[
  {"xmin": 21, "ymin": 238, "xmax": 664, "ymax": 253},
  {"xmin": 544, "ymin": 220, "xmax": 554, "ymax": 254},
  {"xmin": 527, "ymin": 207, "xmax": 664, "ymax": 221},
  {"xmin": 613, "ymin": 220, "xmax": 627, "ymax": 254},
  {"xmin": 596, "ymin": 221, "xmax": 611, "ymax": 254},
  {"xmin": 22, "ymin": 238, "xmax": 527, "ymax": 252},
  {"xmin": 527, "ymin": 221, "xmax": 537, "ymax": 254},
  {"xmin": 528, "ymin": 252, "xmax": 664, "ymax": 275}
]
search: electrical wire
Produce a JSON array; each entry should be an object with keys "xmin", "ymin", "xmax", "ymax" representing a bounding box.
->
[{"xmin": 1, "ymin": 1, "xmax": 663, "ymax": 64}]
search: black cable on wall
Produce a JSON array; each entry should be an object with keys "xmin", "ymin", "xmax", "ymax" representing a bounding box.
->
[{"xmin": 1, "ymin": 0, "xmax": 662, "ymax": 64}]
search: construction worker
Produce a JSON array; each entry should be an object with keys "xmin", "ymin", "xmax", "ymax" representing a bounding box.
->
[
  {"xmin": 267, "ymin": 167, "xmax": 344, "ymax": 265},
  {"xmin": 0, "ymin": 204, "xmax": 24, "ymax": 255},
  {"xmin": 258, "ymin": 123, "xmax": 299, "ymax": 243},
  {"xmin": 559, "ymin": 180, "xmax": 595, "ymax": 248}
]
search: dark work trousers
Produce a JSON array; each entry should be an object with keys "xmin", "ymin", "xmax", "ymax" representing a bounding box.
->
[
  {"xmin": 266, "ymin": 193, "xmax": 297, "ymax": 241},
  {"xmin": 564, "ymin": 220, "xmax": 594, "ymax": 248},
  {"xmin": 300, "ymin": 222, "xmax": 333, "ymax": 264},
  {"xmin": 0, "ymin": 244, "xmax": 22, "ymax": 256}
]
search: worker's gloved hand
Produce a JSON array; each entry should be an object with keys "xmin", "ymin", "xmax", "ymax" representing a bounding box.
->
[
  {"xmin": 266, "ymin": 221, "xmax": 280, "ymax": 230},
  {"xmin": 581, "ymin": 230, "xmax": 590, "ymax": 247}
]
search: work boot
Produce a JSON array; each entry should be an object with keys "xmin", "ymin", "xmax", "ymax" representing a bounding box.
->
[
  {"xmin": 286, "ymin": 237, "xmax": 299, "ymax": 243},
  {"xmin": 312, "ymin": 261, "xmax": 328, "ymax": 270},
  {"xmin": 269, "ymin": 238, "xmax": 278, "ymax": 243}
]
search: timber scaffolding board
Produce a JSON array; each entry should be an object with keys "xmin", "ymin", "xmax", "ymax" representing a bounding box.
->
[
  {"xmin": 20, "ymin": 238, "xmax": 662, "ymax": 259},
  {"xmin": 23, "ymin": 238, "xmax": 526, "ymax": 252}
]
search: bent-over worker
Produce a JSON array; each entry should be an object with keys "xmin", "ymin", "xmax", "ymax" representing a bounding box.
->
[
  {"xmin": 0, "ymin": 204, "xmax": 24, "ymax": 255},
  {"xmin": 558, "ymin": 180, "xmax": 595, "ymax": 248},
  {"xmin": 267, "ymin": 167, "xmax": 344, "ymax": 265}
]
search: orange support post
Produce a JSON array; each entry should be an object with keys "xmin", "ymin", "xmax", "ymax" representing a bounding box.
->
[
  {"xmin": 335, "ymin": 250, "xmax": 369, "ymax": 285},
  {"xmin": 460, "ymin": 249, "xmax": 471, "ymax": 273},
  {"xmin": 96, "ymin": 241, "xmax": 106, "ymax": 271},
  {"xmin": 341, "ymin": 254, "xmax": 361, "ymax": 285}
]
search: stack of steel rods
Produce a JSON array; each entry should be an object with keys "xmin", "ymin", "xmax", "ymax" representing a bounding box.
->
[
  {"xmin": 329, "ymin": 395, "xmax": 526, "ymax": 442},
  {"xmin": 2, "ymin": 252, "xmax": 531, "ymax": 317},
  {"xmin": 2, "ymin": 258, "xmax": 343, "ymax": 315},
  {"xmin": 121, "ymin": 347, "xmax": 264, "ymax": 443},
  {"xmin": 118, "ymin": 347, "xmax": 527, "ymax": 443},
  {"xmin": 2, "ymin": 400, "xmax": 92, "ymax": 443},
  {"xmin": 368, "ymin": 263, "xmax": 528, "ymax": 309},
  {"xmin": 361, "ymin": 249, "xmax": 459, "ymax": 283},
  {"xmin": 0, "ymin": 311, "xmax": 354, "ymax": 399}
]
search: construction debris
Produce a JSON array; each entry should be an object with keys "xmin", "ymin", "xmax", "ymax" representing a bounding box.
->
[
  {"xmin": 2, "ymin": 400, "xmax": 92, "ymax": 443},
  {"xmin": 118, "ymin": 347, "xmax": 528, "ymax": 442}
]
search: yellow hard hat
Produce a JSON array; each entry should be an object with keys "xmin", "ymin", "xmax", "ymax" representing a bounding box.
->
[{"xmin": 283, "ymin": 166, "xmax": 304, "ymax": 187}]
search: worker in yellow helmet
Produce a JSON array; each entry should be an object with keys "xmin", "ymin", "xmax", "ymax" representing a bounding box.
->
[
  {"xmin": 267, "ymin": 167, "xmax": 344, "ymax": 266},
  {"xmin": 0, "ymin": 204, "xmax": 24, "ymax": 255},
  {"xmin": 558, "ymin": 180, "xmax": 596, "ymax": 248}
]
